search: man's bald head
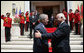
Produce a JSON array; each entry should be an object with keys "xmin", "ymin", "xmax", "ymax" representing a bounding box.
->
[{"xmin": 56, "ymin": 13, "xmax": 66, "ymax": 21}]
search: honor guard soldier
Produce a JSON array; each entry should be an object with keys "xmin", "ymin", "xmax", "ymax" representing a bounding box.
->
[
  {"xmin": 62, "ymin": 9, "xmax": 68, "ymax": 23},
  {"xmin": 19, "ymin": 12, "xmax": 25, "ymax": 36},
  {"xmin": 1, "ymin": 13, "xmax": 12, "ymax": 42},
  {"xmin": 74, "ymin": 9, "xmax": 81, "ymax": 35},
  {"xmin": 25, "ymin": 11, "xmax": 30, "ymax": 31},
  {"xmin": 69, "ymin": 9, "xmax": 74, "ymax": 31}
]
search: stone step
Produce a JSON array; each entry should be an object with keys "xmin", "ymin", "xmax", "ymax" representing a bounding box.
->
[
  {"xmin": 1, "ymin": 41, "xmax": 83, "ymax": 45},
  {"xmin": 2, "ymin": 37, "xmax": 83, "ymax": 42},
  {"xmin": 70, "ymin": 45, "xmax": 83, "ymax": 50},
  {"xmin": 70, "ymin": 33, "xmax": 75, "ymax": 35},
  {"xmin": 1, "ymin": 45, "xmax": 33, "ymax": 50},
  {"xmin": 1, "ymin": 41, "xmax": 33, "ymax": 45},
  {"xmin": 70, "ymin": 41, "xmax": 83, "ymax": 45},
  {"xmin": 1, "ymin": 45, "xmax": 83, "ymax": 50},
  {"xmin": 18, "ymin": 35, "xmax": 82, "ymax": 38},
  {"xmin": 70, "ymin": 31, "xmax": 75, "ymax": 32},
  {"xmin": 11, "ymin": 38, "xmax": 33, "ymax": 41},
  {"xmin": 70, "ymin": 38, "xmax": 83, "ymax": 41},
  {"xmin": 71, "ymin": 50, "xmax": 83, "ymax": 52},
  {"xmin": 70, "ymin": 35, "xmax": 81, "ymax": 36},
  {"xmin": 1, "ymin": 49, "xmax": 83, "ymax": 52},
  {"xmin": 1, "ymin": 49, "xmax": 33, "ymax": 52},
  {"xmin": 10, "ymin": 38, "xmax": 83, "ymax": 41}
]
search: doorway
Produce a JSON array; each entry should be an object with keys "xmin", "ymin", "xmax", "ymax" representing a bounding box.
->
[
  {"xmin": 43, "ymin": 6, "xmax": 53, "ymax": 20},
  {"xmin": 42, "ymin": 6, "xmax": 53, "ymax": 27}
]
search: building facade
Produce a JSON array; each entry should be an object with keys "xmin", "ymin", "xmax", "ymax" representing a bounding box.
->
[{"xmin": 1, "ymin": 1, "xmax": 83, "ymax": 27}]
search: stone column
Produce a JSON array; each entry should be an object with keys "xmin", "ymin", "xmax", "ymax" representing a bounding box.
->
[
  {"xmin": 24, "ymin": 1, "xmax": 30, "ymax": 13},
  {"xmin": 11, "ymin": 23, "xmax": 20, "ymax": 37},
  {"xmin": 1, "ymin": 25, "xmax": 5, "ymax": 43},
  {"xmin": 67, "ymin": 1, "xmax": 73, "ymax": 26}
]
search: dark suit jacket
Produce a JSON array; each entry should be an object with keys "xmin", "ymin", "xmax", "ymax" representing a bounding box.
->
[
  {"xmin": 29, "ymin": 15, "xmax": 39, "ymax": 25},
  {"xmin": 33, "ymin": 23, "xmax": 48, "ymax": 52},
  {"xmin": 34, "ymin": 14, "xmax": 40, "ymax": 26},
  {"xmin": 42, "ymin": 22, "xmax": 70, "ymax": 52}
]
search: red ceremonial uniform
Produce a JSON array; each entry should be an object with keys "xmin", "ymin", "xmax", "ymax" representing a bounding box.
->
[
  {"xmin": 25, "ymin": 13, "xmax": 30, "ymax": 22},
  {"xmin": 74, "ymin": 12, "xmax": 80, "ymax": 34},
  {"xmin": 69, "ymin": 12, "xmax": 74, "ymax": 30},
  {"xmin": 25, "ymin": 12, "xmax": 30, "ymax": 31},
  {"xmin": 63, "ymin": 12, "xmax": 67, "ymax": 20},
  {"xmin": 30, "ymin": 13, "xmax": 32, "ymax": 16},
  {"xmin": 19, "ymin": 14, "xmax": 25, "ymax": 35},
  {"xmin": 74, "ymin": 13, "xmax": 80, "ymax": 23},
  {"xmin": 25, "ymin": 11, "xmax": 28, "ymax": 16},
  {"xmin": 19, "ymin": 14, "xmax": 25, "ymax": 24},
  {"xmin": 26, "ymin": 15, "xmax": 30, "ymax": 22},
  {"xmin": 63, "ymin": 11, "xmax": 68, "ymax": 23},
  {"xmin": 1, "ymin": 15, "xmax": 12, "ymax": 42},
  {"xmin": 1, "ymin": 15, "xmax": 12, "ymax": 28},
  {"xmin": 69, "ymin": 13, "xmax": 74, "ymax": 21}
]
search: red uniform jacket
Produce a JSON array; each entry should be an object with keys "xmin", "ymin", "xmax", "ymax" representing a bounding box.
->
[
  {"xmin": 26, "ymin": 15, "xmax": 30, "ymax": 22},
  {"xmin": 19, "ymin": 14, "xmax": 25, "ymax": 24},
  {"xmin": 25, "ymin": 13, "xmax": 30, "ymax": 22},
  {"xmin": 74, "ymin": 13, "xmax": 80, "ymax": 23},
  {"xmin": 63, "ymin": 12, "xmax": 67, "ymax": 20},
  {"xmin": 69, "ymin": 12, "xmax": 74, "ymax": 22},
  {"xmin": 1, "ymin": 15, "xmax": 12, "ymax": 28},
  {"xmin": 30, "ymin": 13, "xmax": 32, "ymax": 16}
]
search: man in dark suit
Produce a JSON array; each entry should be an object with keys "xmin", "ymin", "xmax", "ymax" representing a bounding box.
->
[
  {"xmin": 29, "ymin": 10, "xmax": 38, "ymax": 38},
  {"xmin": 33, "ymin": 14, "xmax": 49, "ymax": 52},
  {"xmin": 34, "ymin": 10, "xmax": 40, "ymax": 26},
  {"xmin": 35, "ymin": 13, "xmax": 70, "ymax": 52}
]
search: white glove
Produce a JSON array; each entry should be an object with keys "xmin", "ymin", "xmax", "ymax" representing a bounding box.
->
[
  {"xmin": 25, "ymin": 21, "xmax": 26, "ymax": 24},
  {"xmin": 49, "ymin": 42, "xmax": 51, "ymax": 48}
]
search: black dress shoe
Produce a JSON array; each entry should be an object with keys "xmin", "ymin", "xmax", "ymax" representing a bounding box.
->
[
  {"xmin": 74, "ymin": 34, "xmax": 77, "ymax": 35},
  {"xmin": 6, "ymin": 40, "xmax": 10, "ymax": 42},
  {"xmin": 30, "ymin": 37, "xmax": 32, "ymax": 39}
]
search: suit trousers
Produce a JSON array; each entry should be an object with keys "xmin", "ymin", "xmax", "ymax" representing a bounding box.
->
[{"xmin": 30, "ymin": 23, "xmax": 35, "ymax": 38}]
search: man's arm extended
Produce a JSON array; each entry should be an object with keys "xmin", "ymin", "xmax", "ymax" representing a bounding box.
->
[{"xmin": 41, "ymin": 26, "xmax": 70, "ymax": 40}]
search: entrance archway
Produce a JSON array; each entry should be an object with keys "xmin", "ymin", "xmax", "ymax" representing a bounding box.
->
[{"xmin": 31, "ymin": 1, "xmax": 65, "ymax": 27}]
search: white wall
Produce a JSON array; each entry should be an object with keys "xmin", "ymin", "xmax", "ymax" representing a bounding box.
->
[
  {"xmin": 67, "ymin": 1, "xmax": 83, "ymax": 13},
  {"xmin": 24, "ymin": 1, "xmax": 30, "ymax": 13}
]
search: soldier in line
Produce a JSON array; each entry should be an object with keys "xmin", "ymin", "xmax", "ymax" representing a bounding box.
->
[
  {"xmin": 74, "ymin": 9, "xmax": 81, "ymax": 35},
  {"xmin": 19, "ymin": 12, "xmax": 25, "ymax": 36},
  {"xmin": 25, "ymin": 11, "xmax": 30, "ymax": 32},
  {"xmin": 68, "ymin": 9, "xmax": 74, "ymax": 31},
  {"xmin": 1, "ymin": 13, "xmax": 12, "ymax": 42},
  {"xmin": 62, "ymin": 9, "xmax": 68, "ymax": 23}
]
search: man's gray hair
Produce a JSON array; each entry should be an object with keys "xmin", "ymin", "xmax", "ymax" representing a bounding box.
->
[
  {"xmin": 39, "ymin": 14, "xmax": 48, "ymax": 21},
  {"xmin": 57, "ymin": 13, "xmax": 66, "ymax": 20}
]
